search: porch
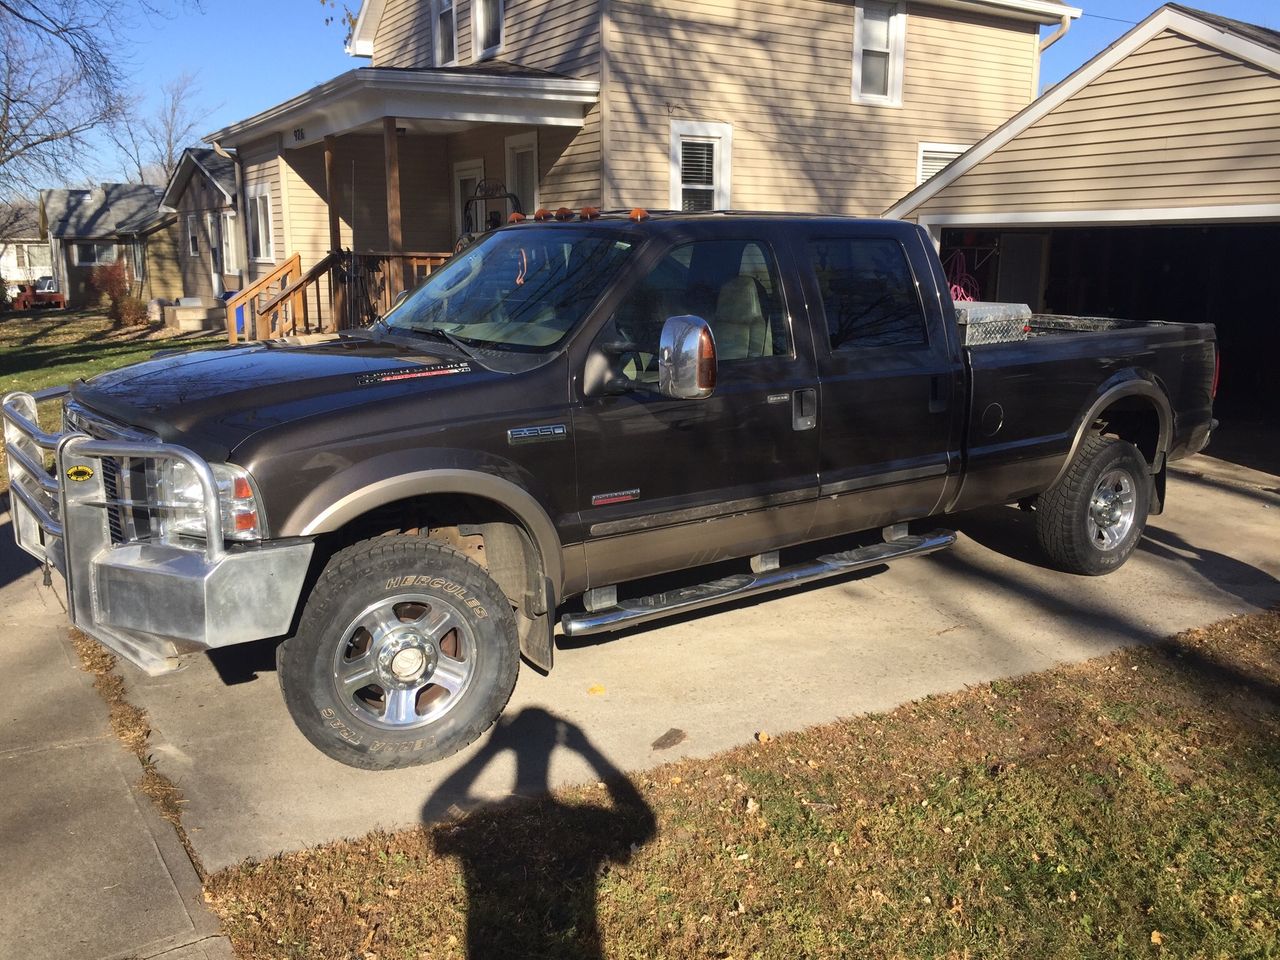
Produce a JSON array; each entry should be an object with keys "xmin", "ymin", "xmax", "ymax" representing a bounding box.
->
[{"xmin": 206, "ymin": 65, "xmax": 600, "ymax": 341}]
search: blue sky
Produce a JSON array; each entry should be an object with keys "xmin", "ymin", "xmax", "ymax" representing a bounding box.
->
[{"xmin": 90, "ymin": 0, "xmax": 1280, "ymax": 181}]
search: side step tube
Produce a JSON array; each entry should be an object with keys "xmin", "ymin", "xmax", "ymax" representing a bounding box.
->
[{"xmin": 561, "ymin": 529, "xmax": 956, "ymax": 638}]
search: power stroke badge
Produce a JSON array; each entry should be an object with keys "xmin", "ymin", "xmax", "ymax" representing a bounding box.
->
[{"xmin": 356, "ymin": 361, "xmax": 472, "ymax": 386}]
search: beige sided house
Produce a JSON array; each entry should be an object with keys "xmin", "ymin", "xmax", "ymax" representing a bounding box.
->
[
  {"xmin": 159, "ymin": 147, "xmax": 243, "ymax": 301},
  {"xmin": 37, "ymin": 184, "xmax": 183, "ymax": 308},
  {"xmin": 206, "ymin": 0, "xmax": 1079, "ymax": 336},
  {"xmin": 885, "ymin": 2, "xmax": 1280, "ymax": 423}
]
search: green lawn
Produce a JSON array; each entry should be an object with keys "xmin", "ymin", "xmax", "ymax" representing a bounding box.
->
[
  {"xmin": 1, "ymin": 308, "xmax": 224, "ymax": 492},
  {"xmin": 208, "ymin": 610, "xmax": 1280, "ymax": 960}
]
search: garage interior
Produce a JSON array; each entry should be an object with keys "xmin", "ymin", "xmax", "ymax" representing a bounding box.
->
[{"xmin": 941, "ymin": 223, "xmax": 1279, "ymax": 475}]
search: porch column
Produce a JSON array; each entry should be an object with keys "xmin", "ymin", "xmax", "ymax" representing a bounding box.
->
[
  {"xmin": 324, "ymin": 135, "xmax": 347, "ymax": 329},
  {"xmin": 383, "ymin": 117, "xmax": 404, "ymax": 296}
]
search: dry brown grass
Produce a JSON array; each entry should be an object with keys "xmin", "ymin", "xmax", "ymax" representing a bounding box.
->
[
  {"xmin": 204, "ymin": 610, "xmax": 1280, "ymax": 960},
  {"xmin": 70, "ymin": 629, "xmax": 202, "ymax": 875}
]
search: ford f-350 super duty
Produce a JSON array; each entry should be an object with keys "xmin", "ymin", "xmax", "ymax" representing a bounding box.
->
[{"xmin": 4, "ymin": 212, "xmax": 1217, "ymax": 768}]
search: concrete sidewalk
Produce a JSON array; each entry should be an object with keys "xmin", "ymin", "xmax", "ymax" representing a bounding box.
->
[{"xmin": 0, "ymin": 510, "xmax": 231, "ymax": 960}]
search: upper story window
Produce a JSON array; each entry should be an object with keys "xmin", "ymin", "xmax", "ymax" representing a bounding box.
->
[
  {"xmin": 853, "ymin": 1, "xmax": 905, "ymax": 107},
  {"xmin": 808, "ymin": 237, "xmax": 927, "ymax": 350},
  {"xmin": 474, "ymin": 0, "xmax": 503, "ymax": 59},
  {"xmin": 669, "ymin": 120, "xmax": 732, "ymax": 212},
  {"xmin": 434, "ymin": 0, "xmax": 456, "ymax": 66},
  {"xmin": 187, "ymin": 215, "xmax": 200, "ymax": 257}
]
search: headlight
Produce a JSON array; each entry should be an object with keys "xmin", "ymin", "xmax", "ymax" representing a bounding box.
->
[{"xmin": 155, "ymin": 460, "xmax": 264, "ymax": 543}]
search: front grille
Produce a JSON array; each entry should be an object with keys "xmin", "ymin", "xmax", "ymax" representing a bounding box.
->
[{"xmin": 64, "ymin": 402, "xmax": 158, "ymax": 545}]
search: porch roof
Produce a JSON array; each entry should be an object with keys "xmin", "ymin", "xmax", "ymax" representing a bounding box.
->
[{"xmin": 205, "ymin": 64, "xmax": 600, "ymax": 150}]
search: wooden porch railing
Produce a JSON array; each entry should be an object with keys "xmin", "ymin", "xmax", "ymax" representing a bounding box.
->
[
  {"xmin": 346, "ymin": 251, "xmax": 452, "ymax": 328},
  {"xmin": 225, "ymin": 253, "xmax": 301, "ymax": 344},
  {"xmin": 225, "ymin": 250, "xmax": 452, "ymax": 342},
  {"xmin": 255, "ymin": 251, "xmax": 339, "ymax": 337}
]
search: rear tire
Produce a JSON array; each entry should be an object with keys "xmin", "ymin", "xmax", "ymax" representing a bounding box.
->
[
  {"xmin": 278, "ymin": 536, "xmax": 520, "ymax": 770},
  {"xmin": 1035, "ymin": 434, "xmax": 1150, "ymax": 576}
]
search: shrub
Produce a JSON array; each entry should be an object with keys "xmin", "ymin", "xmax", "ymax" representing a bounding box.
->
[
  {"xmin": 0, "ymin": 276, "xmax": 10, "ymax": 312},
  {"xmin": 87, "ymin": 260, "xmax": 131, "ymax": 323},
  {"xmin": 118, "ymin": 296, "xmax": 148, "ymax": 326}
]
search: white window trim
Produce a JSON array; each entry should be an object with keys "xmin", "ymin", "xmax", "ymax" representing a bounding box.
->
[
  {"xmin": 852, "ymin": 1, "xmax": 906, "ymax": 107},
  {"xmin": 247, "ymin": 188, "xmax": 276, "ymax": 264},
  {"xmin": 433, "ymin": 0, "xmax": 458, "ymax": 66},
  {"xmin": 504, "ymin": 131, "xmax": 539, "ymax": 215},
  {"xmin": 917, "ymin": 142, "xmax": 971, "ymax": 186},
  {"xmin": 187, "ymin": 214, "xmax": 200, "ymax": 258},
  {"xmin": 472, "ymin": 0, "xmax": 504, "ymax": 61},
  {"xmin": 453, "ymin": 158, "xmax": 486, "ymax": 237},
  {"xmin": 669, "ymin": 119, "xmax": 733, "ymax": 211},
  {"xmin": 221, "ymin": 210, "xmax": 240, "ymax": 275},
  {"xmin": 73, "ymin": 241, "xmax": 115, "ymax": 267}
]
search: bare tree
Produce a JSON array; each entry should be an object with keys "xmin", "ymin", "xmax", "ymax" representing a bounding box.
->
[
  {"xmin": 109, "ymin": 72, "xmax": 211, "ymax": 185},
  {"xmin": 0, "ymin": 0, "xmax": 201, "ymax": 200},
  {"xmin": 0, "ymin": 19, "xmax": 125, "ymax": 200}
]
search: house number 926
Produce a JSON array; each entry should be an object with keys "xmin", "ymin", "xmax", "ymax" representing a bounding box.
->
[{"xmin": 293, "ymin": 127, "xmax": 306, "ymax": 142}]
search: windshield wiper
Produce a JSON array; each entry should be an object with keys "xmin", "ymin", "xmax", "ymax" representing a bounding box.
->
[{"xmin": 398, "ymin": 326, "xmax": 481, "ymax": 363}]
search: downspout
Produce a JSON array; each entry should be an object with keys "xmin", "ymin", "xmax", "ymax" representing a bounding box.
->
[
  {"xmin": 1032, "ymin": 14, "xmax": 1072, "ymax": 98},
  {"xmin": 213, "ymin": 140, "xmax": 251, "ymax": 297},
  {"xmin": 1040, "ymin": 14, "xmax": 1071, "ymax": 52}
]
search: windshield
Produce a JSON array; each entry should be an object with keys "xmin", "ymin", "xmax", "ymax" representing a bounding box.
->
[{"xmin": 381, "ymin": 227, "xmax": 637, "ymax": 352}]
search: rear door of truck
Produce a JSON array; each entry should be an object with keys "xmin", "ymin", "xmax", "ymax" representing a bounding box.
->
[{"xmin": 789, "ymin": 221, "xmax": 965, "ymax": 539}]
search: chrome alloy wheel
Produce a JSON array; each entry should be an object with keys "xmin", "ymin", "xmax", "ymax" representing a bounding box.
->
[
  {"xmin": 332, "ymin": 593, "xmax": 476, "ymax": 729},
  {"xmin": 1087, "ymin": 468, "xmax": 1137, "ymax": 552}
]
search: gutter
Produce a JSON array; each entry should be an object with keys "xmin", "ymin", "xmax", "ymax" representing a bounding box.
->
[{"xmin": 1040, "ymin": 13, "xmax": 1073, "ymax": 51}]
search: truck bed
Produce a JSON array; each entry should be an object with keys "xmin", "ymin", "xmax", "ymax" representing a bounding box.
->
[{"xmin": 952, "ymin": 313, "xmax": 1217, "ymax": 514}]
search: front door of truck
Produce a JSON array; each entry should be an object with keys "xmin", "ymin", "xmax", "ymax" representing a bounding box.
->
[
  {"xmin": 572, "ymin": 229, "xmax": 821, "ymax": 587},
  {"xmin": 793, "ymin": 225, "xmax": 963, "ymax": 539}
]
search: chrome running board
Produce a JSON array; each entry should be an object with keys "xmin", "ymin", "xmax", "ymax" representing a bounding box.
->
[{"xmin": 560, "ymin": 529, "xmax": 956, "ymax": 637}]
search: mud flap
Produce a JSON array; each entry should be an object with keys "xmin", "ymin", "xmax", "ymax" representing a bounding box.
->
[
  {"xmin": 517, "ymin": 577, "xmax": 555, "ymax": 672},
  {"xmin": 1150, "ymin": 461, "xmax": 1167, "ymax": 515}
]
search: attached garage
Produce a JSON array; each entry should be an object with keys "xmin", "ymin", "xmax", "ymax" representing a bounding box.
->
[{"xmin": 885, "ymin": 3, "xmax": 1280, "ymax": 452}]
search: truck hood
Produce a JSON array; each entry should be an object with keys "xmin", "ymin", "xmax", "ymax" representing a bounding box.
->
[{"xmin": 69, "ymin": 333, "xmax": 493, "ymax": 459}]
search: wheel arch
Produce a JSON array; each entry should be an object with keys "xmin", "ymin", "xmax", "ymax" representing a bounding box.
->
[
  {"xmin": 292, "ymin": 469, "xmax": 564, "ymax": 602},
  {"xmin": 1050, "ymin": 376, "xmax": 1172, "ymax": 490}
]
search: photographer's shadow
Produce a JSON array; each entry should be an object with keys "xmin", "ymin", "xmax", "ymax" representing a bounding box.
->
[{"xmin": 423, "ymin": 707, "xmax": 656, "ymax": 959}]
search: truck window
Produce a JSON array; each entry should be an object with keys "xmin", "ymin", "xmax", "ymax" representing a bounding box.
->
[
  {"xmin": 808, "ymin": 238, "xmax": 927, "ymax": 351},
  {"xmin": 602, "ymin": 238, "xmax": 792, "ymax": 384}
]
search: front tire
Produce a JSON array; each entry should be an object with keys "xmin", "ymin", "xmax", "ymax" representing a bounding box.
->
[
  {"xmin": 1036, "ymin": 434, "xmax": 1150, "ymax": 576},
  {"xmin": 278, "ymin": 536, "xmax": 520, "ymax": 770}
]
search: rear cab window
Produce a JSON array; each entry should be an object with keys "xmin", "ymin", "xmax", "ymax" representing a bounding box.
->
[{"xmin": 806, "ymin": 237, "xmax": 929, "ymax": 352}]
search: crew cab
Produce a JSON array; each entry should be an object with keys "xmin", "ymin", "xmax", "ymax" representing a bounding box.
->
[{"xmin": 3, "ymin": 212, "xmax": 1217, "ymax": 769}]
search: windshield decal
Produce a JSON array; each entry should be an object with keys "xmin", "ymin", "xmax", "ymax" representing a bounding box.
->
[{"xmin": 357, "ymin": 361, "xmax": 472, "ymax": 386}]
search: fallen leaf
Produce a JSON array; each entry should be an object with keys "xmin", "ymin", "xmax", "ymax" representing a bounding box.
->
[
  {"xmin": 587, "ymin": 683, "xmax": 606, "ymax": 696},
  {"xmin": 1151, "ymin": 931, "xmax": 1164, "ymax": 946},
  {"xmin": 756, "ymin": 731, "xmax": 771, "ymax": 743},
  {"xmin": 745, "ymin": 797, "xmax": 760, "ymax": 815}
]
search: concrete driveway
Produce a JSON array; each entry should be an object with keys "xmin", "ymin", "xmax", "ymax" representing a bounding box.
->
[{"xmin": 73, "ymin": 457, "xmax": 1280, "ymax": 871}]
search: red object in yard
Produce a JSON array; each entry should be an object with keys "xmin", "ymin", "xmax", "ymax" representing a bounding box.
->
[{"xmin": 9, "ymin": 282, "xmax": 66, "ymax": 311}]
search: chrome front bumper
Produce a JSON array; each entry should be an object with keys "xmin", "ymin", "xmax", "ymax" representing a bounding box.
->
[{"xmin": 3, "ymin": 388, "xmax": 313, "ymax": 675}]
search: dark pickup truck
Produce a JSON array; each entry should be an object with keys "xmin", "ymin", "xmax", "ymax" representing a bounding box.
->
[{"xmin": 4, "ymin": 212, "xmax": 1217, "ymax": 769}]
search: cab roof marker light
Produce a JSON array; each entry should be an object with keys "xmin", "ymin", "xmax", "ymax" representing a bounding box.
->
[
  {"xmin": 581, "ymin": 206, "xmax": 601, "ymax": 221},
  {"xmin": 554, "ymin": 207, "xmax": 575, "ymax": 221},
  {"xmin": 630, "ymin": 207, "xmax": 650, "ymax": 222},
  {"xmin": 534, "ymin": 208, "xmax": 553, "ymax": 221},
  {"xmin": 508, "ymin": 212, "xmax": 526, "ymax": 224}
]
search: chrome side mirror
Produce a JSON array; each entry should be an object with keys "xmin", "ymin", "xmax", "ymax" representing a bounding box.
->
[{"xmin": 659, "ymin": 315, "xmax": 717, "ymax": 400}]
